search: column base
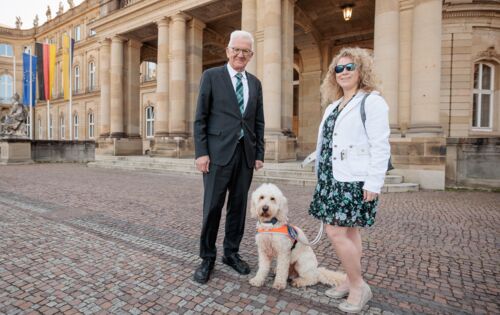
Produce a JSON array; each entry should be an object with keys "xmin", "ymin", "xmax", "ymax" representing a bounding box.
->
[
  {"xmin": 406, "ymin": 124, "xmax": 443, "ymax": 137},
  {"xmin": 390, "ymin": 124, "xmax": 402, "ymax": 138},
  {"xmin": 96, "ymin": 137, "xmax": 143, "ymax": 156},
  {"xmin": 264, "ymin": 134, "xmax": 297, "ymax": 162},
  {"xmin": 0, "ymin": 139, "xmax": 33, "ymax": 164},
  {"xmin": 151, "ymin": 136, "xmax": 194, "ymax": 158}
]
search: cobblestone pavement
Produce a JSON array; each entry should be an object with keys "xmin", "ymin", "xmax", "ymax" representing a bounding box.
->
[{"xmin": 0, "ymin": 164, "xmax": 498, "ymax": 315}]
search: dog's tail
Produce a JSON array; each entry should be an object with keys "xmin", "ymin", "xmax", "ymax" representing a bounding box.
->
[{"xmin": 317, "ymin": 267, "xmax": 346, "ymax": 286}]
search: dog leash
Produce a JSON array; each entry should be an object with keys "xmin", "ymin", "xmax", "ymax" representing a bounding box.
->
[{"xmin": 308, "ymin": 221, "xmax": 324, "ymax": 246}]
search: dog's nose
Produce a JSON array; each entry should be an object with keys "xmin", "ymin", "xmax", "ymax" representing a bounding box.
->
[{"xmin": 262, "ymin": 205, "xmax": 269, "ymax": 212}]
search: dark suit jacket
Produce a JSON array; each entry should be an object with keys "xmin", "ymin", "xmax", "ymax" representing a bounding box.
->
[{"xmin": 194, "ymin": 65, "xmax": 265, "ymax": 168}]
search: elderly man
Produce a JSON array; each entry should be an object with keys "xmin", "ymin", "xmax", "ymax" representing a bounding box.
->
[{"xmin": 193, "ymin": 30, "xmax": 265, "ymax": 284}]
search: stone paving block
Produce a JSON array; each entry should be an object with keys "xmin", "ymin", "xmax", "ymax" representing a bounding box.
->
[{"xmin": 0, "ymin": 164, "xmax": 498, "ymax": 314}]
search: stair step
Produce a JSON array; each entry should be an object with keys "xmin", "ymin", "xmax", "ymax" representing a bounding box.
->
[{"xmin": 88, "ymin": 156, "xmax": 419, "ymax": 192}]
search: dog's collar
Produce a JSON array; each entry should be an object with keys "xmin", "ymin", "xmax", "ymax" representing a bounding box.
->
[{"xmin": 261, "ymin": 217, "xmax": 278, "ymax": 225}]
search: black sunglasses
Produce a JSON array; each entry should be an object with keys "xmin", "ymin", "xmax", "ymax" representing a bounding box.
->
[{"xmin": 334, "ymin": 63, "xmax": 357, "ymax": 74}]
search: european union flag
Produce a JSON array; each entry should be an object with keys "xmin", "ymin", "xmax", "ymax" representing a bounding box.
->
[{"xmin": 22, "ymin": 52, "xmax": 37, "ymax": 107}]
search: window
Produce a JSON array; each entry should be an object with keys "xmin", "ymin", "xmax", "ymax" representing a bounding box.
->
[
  {"xmin": 38, "ymin": 118, "xmax": 43, "ymax": 139},
  {"xmin": 49, "ymin": 114, "xmax": 53, "ymax": 139},
  {"xmin": 145, "ymin": 106, "xmax": 154, "ymax": 138},
  {"xmin": 89, "ymin": 29, "xmax": 96, "ymax": 37},
  {"xmin": 472, "ymin": 63, "xmax": 494, "ymax": 129},
  {"xmin": 0, "ymin": 43, "xmax": 13, "ymax": 57},
  {"xmin": 74, "ymin": 66, "xmax": 80, "ymax": 93},
  {"xmin": 26, "ymin": 115, "xmax": 31, "ymax": 138},
  {"xmin": 0, "ymin": 74, "xmax": 13, "ymax": 103},
  {"xmin": 88, "ymin": 62, "xmax": 96, "ymax": 91},
  {"xmin": 144, "ymin": 62, "xmax": 157, "ymax": 81},
  {"xmin": 74, "ymin": 25, "xmax": 81, "ymax": 42},
  {"xmin": 88, "ymin": 112, "xmax": 95, "ymax": 139},
  {"xmin": 60, "ymin": 114, "xmax": 65, "ymax": 139},
  {"xmin": 73, "ymin": 113, "xmax": 79, "ymax": 140}
]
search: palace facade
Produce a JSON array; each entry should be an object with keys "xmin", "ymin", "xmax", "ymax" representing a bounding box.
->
[{"xmin": 0, "ymin": 0, "xmax": 499, "ymax": 189}]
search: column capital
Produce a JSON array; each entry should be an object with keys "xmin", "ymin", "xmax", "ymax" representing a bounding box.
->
[
  {"xmin": 170, "ymin": 12, "xmax": 191, "ymax": 23},
  {"xmin": 156, "ymin": 17, "xmax": 170, "ymax": 27},
  {"xmin": 98, "ymin": 38, "xmax": 111, "ymax": 46},
  {"xmin": 111, "ymin": 35, "xmax": 127, "ymax": 43},
  {"xmin": 127, "ymin": 38, "xmax": 143, "ymax": 49},
  {"xmin": 188, "ymin": 17, "xmax": 206, "ymax": 30}
]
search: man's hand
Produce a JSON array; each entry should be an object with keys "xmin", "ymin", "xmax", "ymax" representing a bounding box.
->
[
  {"xmin": 363, "ymin": 189, "xmax": 378, "ymax": 202},
  {"xmin": 195, "ymin": 155, "xmax": 210, "ymax": 173},
  {"xmin": 255, "ymin": 160, "xmax": 264, "ymax": 171}
]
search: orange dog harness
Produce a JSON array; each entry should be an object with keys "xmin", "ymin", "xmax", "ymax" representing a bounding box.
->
[{"xmin": 257, "ymin": 224, "xmax": 299, "ymax": 250}]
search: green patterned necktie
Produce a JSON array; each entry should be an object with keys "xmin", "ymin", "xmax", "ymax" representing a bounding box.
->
[{"xmin": 235, "ymin": 72, "xmax": 244, "ymax": 138}]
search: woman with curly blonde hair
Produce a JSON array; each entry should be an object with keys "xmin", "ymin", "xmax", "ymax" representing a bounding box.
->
[{"xmin": 308, "ymin": 47, "xmax": 391, "ymax": 313}]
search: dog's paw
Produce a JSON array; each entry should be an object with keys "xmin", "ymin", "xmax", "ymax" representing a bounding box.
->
[
  {"xmin": 249, "ymin": 276, "xmax": 265, "ymax": 287},
  {"xmin": 291, "ymin": 278, "xmax": 307, "ymax": 288},
  {"xmin": 272, "ymin": 281, "xmax": 287, "ymax": 290}
]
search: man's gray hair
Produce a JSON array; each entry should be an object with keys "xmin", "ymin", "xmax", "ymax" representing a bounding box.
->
[{"xmin": 228, "ymin": 30, "xmax": 254, "ymax": 51}]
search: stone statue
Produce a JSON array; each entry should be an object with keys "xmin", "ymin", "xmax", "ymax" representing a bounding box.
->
[
  {"xmin": 57, "ymin": 2, "xmax": 64, "ymax": 15},
  {"xmin": 46, "ymin": 6, "xmax": 52, "ymax": 21},
  {"xmin": 0, "ymin": 93, "xmax": 28, "ymax": 138},
  {"xmin": 67, "ymin": 0, "xmax": 75, "ymax": 9},
  {"xmin": 33, "ymin": 15, "xmax": 39, "ymax": 28},
  {"xmin": 15, "ymin": 16, "xmax": 22, "ymax": 29}
]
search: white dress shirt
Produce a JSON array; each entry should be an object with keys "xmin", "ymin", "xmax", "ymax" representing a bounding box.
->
[{"xmin": 227, "ymin": 64, "xmax": 249, "ymax": 112}]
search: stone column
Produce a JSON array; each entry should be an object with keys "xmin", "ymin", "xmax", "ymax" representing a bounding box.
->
[
  {"xmin": 398, "ymin": 1, "xmax": 413, "ymax": 134},
  {"xmin": 407, "ymin": 0, "xmax": 443, "ymax": 136},
  {"xmin": 125, "ymin": 39, "xmax": 142, "ymax": 137},
  {"xmin": 255, "ymin": 0, "xmax": 265, "ymax": 79},
  {"xmin": 186, "ymin": 18, "xmax": 205, "ymax": 135},
  {"xmin": 241, "ymin": 0, "xmax": 257, "ymax": 74},
  {"xmin": 263, "ymin": 0, "xmax": 282, "ymax": 134},
  {"xmin": 155, "ymin": 17, "xmax": 169, "ymax": 137},
  {"xmin": 374, "ymin": 0, "xmax": 400, "ymax": 136},
  {"xmin": 110, "ymin": 36, "xmax": 124, "ymax": 138},
  {"xmin": 169, "ymin": 13, "xmax": 188, "ymax": 136},
  {"xmin": 99, "ymin": 38, "xmax": 110, "ymax": 137},
  {"xmin": 281, "ymin": 0, "xmax": 294, "ymax": 133}
]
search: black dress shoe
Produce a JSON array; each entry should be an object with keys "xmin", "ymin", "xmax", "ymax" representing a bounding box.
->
[
  {"xmin": 193, "ymin": 258, "xmax": 215, "ymax": 284},
  {"xmin": 222, "ymin": 253, "xmax": 250, "ymax": 275}
]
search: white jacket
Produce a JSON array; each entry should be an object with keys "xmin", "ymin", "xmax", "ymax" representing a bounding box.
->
[{"xmin": 314, "ymin": 90, "xmax": 391, "ymax": 194}]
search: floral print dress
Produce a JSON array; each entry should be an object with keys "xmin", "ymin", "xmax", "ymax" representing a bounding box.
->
[{"xmin": 308, "ymin": 107, "xmax": 378, "ymax": 227}]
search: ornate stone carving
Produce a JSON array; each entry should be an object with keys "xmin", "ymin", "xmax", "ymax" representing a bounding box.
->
[
  {"xmin": 15, "ymin": 17, "xmax": 22, "ymax": 29},
  {"xmin": 33, "ymin": 15, "xmax": 39, "ymax": 28},
  {"xmin": 476, "ymin": 47, "xmax": 499, "ymax": 61},
  {"xmin": 67, "ymin": 0, "xmax": 75, "ymax": 9},
  {"xmin": 0, "ymin": 94, "xmax": 28, "ymax": 138},
  {"xmin": 46, "ymin": 6, "xmax": 52, "ymax": 21},
  {"xmin": 57, "ymin": 2, "xmax": 64, "ymax": 16}
]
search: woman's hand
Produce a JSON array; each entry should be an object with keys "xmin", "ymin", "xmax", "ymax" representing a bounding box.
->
[{"xmin": 363, "ymin": 189, "xmax": 378, "ymax": 202}]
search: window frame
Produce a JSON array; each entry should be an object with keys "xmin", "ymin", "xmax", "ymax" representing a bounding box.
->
[
  {"xmin": 145, "ymin": 106, "xmax": 154, "ymax": 138},
  {"xmin": 0, "ymin": 43, "xmax": 13, "ymax": 57},
  {"xmin": 88, "ymin": 61, "xmax": 96, "ymax": 91},
  {"xmin": 88, "ymin": 112, "xmax": 95, "ymax": 139},
  {"xmin": 0, "ymin": 74, "xmax": 13, "ymax": 103},
  {"xmin": 74, "ymin": 65, "xmax": 80, "ymax": 93},
  {"xmin": 73, "ymin": 113, "xmax": 79, "ymax": 140},
  {"xmin": 472, "ymin": 62, "xmax": 495, "ymax": 130},
  {"xmin": 60, "ymin": 114, "xmax": 65, "ymax": 139}
]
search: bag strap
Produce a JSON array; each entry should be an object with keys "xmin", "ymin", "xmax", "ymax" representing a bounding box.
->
[{"xmin": 360, "ymin": 93, "xmax": 370, "ymax": 131}]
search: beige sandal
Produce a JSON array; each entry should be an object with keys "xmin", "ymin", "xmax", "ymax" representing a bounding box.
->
[
  {"xmin": 325, "ymin": 286, "xmax": 349, "ymax": 299},
  {"xmin": 338, "ymin": 282, "xmax": 372, "ymax": 313}
]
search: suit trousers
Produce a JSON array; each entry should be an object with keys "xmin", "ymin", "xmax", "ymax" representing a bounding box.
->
[{"xmin": 199, "ymin": 140, "xmax": 254, "ymax": 259}]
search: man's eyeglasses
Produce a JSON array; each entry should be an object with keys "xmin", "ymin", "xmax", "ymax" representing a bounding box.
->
[
  {"xmin": 228, "ymin": 47, "xmax": 253, "ymax": 57},
  {"xmin": 334, "ymin": 63, "xmax": 357, "ymax": 74}
]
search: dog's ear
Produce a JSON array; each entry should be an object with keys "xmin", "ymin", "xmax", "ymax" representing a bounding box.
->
[
  {"xmin": 249, "ymin": 189, "xmax": 258, "ymax": 218},
  {"xmin": 278, "ymin": 194, "xmax": 289, "ymax": 221}
]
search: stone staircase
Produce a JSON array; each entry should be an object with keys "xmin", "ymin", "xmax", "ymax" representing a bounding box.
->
[{"xmin": 88, "ymin": 155, "xmax": 419, "ymax": 192}]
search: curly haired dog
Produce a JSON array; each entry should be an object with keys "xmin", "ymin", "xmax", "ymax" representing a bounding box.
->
[{"xmin": 249, "ymin": 183, "xmax": 345, "ymax": 290}]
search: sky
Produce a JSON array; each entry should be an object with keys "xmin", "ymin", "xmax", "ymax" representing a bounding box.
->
[{"xmin": 0, "ymin": 0, "xmax": 85, "ymax": 29}]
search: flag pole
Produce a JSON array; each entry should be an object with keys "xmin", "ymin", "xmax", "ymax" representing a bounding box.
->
[
  {"xmin": 13, "ymin": 54, "xmax": 16, "ymax": 95},
  {"xmin": 69, "ymin": 38, "xmax": 72, "ymax": 140},
  {"xmin": 29, "ymin": 46, "xmax": 33, "ymax": 140},
  {"xmin": 46, "ymin": 40, "xmax": 50, "ymax": 140}
]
